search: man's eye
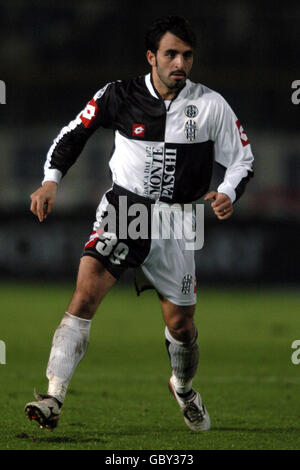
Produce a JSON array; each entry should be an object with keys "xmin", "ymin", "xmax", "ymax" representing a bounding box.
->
[{"xmin": 167, "ymin": 52, "xmax": 176, "ymax": 59}]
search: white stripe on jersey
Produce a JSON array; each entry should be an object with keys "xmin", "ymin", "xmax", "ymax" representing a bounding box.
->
[
  {"xmin": 109, "ymin": 131, "xmax": 165, "ymax": 199},
  {"xmin": 43, "ymin": 114, "xmax": 82, "ymax": 185},
  {"xmin": 43, "ymin": 85, "xmax": 111, "ymax": 185}
]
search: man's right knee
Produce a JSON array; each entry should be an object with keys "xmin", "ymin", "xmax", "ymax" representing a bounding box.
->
[
  {"xmin": 68, "ymin": 256, "xmax": 117, "ymax": 319},
  {"xmin": 70, "ymin": 287, "xmax": 99, "ymax": 317}
]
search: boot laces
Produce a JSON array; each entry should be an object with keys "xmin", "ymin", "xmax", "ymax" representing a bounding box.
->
[{"xmin": 184, "ymin": 400, "xmax": 205, "ymax": 423}]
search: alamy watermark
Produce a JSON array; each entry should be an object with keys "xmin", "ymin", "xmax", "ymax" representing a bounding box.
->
[
  {"xmin": 0, "ymin": 340, "xmax": 6, "ymax": 364},
  {"xmin": 291, "ymin": 80, "xmax": 300, "ymax": 105},
  {"xmin": 0, "ymin": 80, "xmax": 6, "ymax": 104},
  {"xmin": 291, "ymin": 340, "xmax": 300, "ymax": 365},
  {"xmin": 85, "ymin": 198, "xmax": 205, "ymax": 267},
  {"xmin": 92, "ymin": 198, "xmax": 204, "ymax": 251}
]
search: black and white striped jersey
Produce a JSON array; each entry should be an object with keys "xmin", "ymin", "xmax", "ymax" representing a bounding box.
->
[{"xmin": 43, "ymin": 73, "xmax": 254, "ymax": 203}]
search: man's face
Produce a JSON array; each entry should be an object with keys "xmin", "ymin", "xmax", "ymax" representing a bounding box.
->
[{"xmin": 147, "ymin": 31, "xmax": 194, "ymax": 94}]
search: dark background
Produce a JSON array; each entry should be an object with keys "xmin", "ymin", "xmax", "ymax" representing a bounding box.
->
[{"xmin": 0, "ymin": 0, "xmax": 299, "ymax": 284}]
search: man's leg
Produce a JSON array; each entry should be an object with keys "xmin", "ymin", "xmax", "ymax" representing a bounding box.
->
[
  {"xmin": 25, "ymin": 256, "xmax": 116, "ymax": 428},
  {"xmin": 160, "ymin": 296, "xmax": 210, "ymax": 431},
  {"xmin": 46, "ymin": 256, "xmax": 117, "ymax": 401},
  {"xmin": 160, "ymin": 296, "xmax": 198, "ymax": 396},
  {"xmin": 67, "ymin": 255, "xmax": 117, "ymax": 319}
]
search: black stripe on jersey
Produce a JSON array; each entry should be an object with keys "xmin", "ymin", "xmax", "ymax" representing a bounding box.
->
[
  {"xmin": 160, "ymin": 141, "xmax": 214, "ymax": 203},
  {"xmin": 214, "ymin": 161, "xmax": 254, "ymax": 203},
  {"xmin": 49, "ymin": 122, "xmax": 92, "ymax": 176},
  {"xmin": 235, "ymin": 170, "xmax": 254, "ymax": 202},
  {"xmin": 113, "ymin": 76, "xmax": 167, "ymax": 142}
]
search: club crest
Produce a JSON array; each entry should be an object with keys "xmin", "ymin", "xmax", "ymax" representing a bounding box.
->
[
  {"xmin": 184, "ymin": 120, "xmax": 197, "ymax": 142},
  {"xmin": 185, "ymin": 105, "xmax": 198, "ymax": 118},
  {"xmin": 181, "ymin": 273, "xmax": 193, "ymax": 295}
]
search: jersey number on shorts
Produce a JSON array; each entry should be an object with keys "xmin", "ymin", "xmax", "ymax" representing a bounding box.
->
[{"xmin": 96, "ymin": 233, "xmax": 129, "ymax": 265}]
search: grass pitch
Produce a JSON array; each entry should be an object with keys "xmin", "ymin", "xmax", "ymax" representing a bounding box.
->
[{"xmin": 0, "ymin": 281, "xmax": 300, "ymax": 450}]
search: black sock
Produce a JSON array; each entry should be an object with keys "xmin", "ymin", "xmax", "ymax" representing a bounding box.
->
[{"xmin": 177, "ymin": 389, "xmax": 194, "ymax": 400}]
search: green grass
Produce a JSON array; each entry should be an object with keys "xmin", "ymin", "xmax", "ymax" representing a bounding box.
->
[{"xmin": 0, "ymin": 281, "xmax": 300, "ymax": 450}]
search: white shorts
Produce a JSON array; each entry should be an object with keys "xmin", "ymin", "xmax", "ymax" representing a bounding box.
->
[
  {"xmin": 83, "ymin": 184, "xmax": 197, "ymax": 306},
  {"xmin": 136, "ymin": 201, "xmax": 197, "ymax": 306}
]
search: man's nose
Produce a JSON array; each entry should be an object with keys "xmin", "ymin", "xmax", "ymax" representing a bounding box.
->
[{"xmin": 174, "ymin": 54, "xmax": 185, "ymax": 68}]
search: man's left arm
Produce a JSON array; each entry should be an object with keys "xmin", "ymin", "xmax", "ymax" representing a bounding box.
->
[{"xmin": 205, "ymin": 95, "xmax": 254, "ymax": 220}]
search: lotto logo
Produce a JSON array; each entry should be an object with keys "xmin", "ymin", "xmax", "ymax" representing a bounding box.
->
[
  {"xmin": 132, "ymin": 124, "xmax": 145, "ymax": 137},
  {"xmin": 80, "ymin": 98, "xmax": 99, "ymax": 128},
  {"xmin": 236, "ymin": 120, "xmax": 249, "ymax": 147}
]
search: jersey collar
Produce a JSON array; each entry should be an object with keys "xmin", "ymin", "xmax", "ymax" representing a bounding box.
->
[
  {"xmin": 145, "ymin": 73, "xmax": 159, "ymax": 99},
  {"xmin": 145, "ymin": 73, "xmax": 190, "ymax": 101}
]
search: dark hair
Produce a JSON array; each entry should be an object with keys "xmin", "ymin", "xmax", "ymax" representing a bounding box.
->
[{"xmin": 145, "ymin": 16, "xmax": 196, "ymax": 53}]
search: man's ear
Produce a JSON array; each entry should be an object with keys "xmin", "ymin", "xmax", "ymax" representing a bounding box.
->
[{"xmin": 146, "ymin": 50, "xmax": 156, "ymax": 67}]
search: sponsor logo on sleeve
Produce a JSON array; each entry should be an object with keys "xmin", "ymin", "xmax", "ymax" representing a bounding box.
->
[
  {"xmin": 236, "ymin": 120, "xmax": 250, "ymax": 147},
  {"xmin": 80, "ymin": 98, "xmax": 99, "ymax": 128},
  {"xmin": 132, "ymin": 124, "xmax": 145, "ymax": 138}
]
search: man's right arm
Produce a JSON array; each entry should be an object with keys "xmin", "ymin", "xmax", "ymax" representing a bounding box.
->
[{"xmin": 30, "ymin": 83, "xmax": 116, "ymax": 222}]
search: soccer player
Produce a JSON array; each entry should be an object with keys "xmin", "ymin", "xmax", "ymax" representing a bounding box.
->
[{"xmin": 25, "ymin": 16, "xmax": 254, "ymax": 431}]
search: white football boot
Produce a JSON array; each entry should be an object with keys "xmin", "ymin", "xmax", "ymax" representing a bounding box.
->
[
  {"xmin": 24, "ymin": 389, "xmax": 61, "ymax": 430},
  {"xmin": 168, "ymin": 375, "xmax": 210, "ymax": 431}
]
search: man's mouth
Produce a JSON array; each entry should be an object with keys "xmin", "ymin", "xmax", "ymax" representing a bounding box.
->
[{"xmin": 170, "ymin": 71, "xmax": 186, "ymax": 79}]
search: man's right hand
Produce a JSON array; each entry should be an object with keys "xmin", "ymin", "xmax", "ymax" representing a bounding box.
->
[{"xmin": 30, "ymin": 181, "xmax": 58, "ymax": 222}]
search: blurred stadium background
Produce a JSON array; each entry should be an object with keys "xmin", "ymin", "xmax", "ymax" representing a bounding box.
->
[
  {"xmin": 1, "ymin": 0, "xmax": 300, "ymax": 451},
  {"xmin": 0, "ymin": 0, "xmax": 299, "ymax": 284}
]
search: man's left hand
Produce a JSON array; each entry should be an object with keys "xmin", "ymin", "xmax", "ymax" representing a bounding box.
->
[{"xmin": 204, "ymin": 191, "xmax": 233, "ymax": 220}]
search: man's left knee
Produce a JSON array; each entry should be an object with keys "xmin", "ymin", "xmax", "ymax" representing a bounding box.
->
[
  {"xmin": 166, "ymin": 313, "xmax": 196, "ymax": 343},
  {"xmin": 168, "ymin": 325, "xmax": 196, "ymax": 344},
  {"xmin": 160, "ymin": 297, "xmax": 196, "ymax": 343}
]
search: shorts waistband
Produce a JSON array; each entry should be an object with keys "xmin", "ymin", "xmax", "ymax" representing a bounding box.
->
[
  {"xmin": 112, "ymin": 184, "xmax": 153, "ymax": 206},
  {"xmin": 112, "ymin": 184, "xmax": 192, "ymax": 211}
]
